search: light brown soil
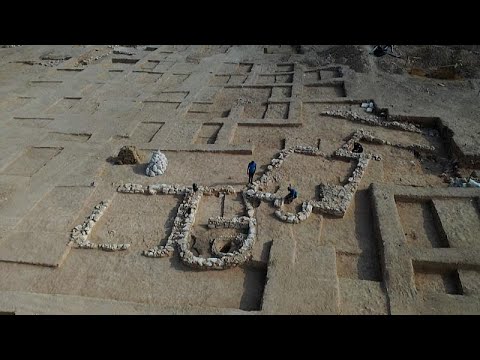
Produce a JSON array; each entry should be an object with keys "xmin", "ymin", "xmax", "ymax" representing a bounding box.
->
[{"xmin": 0, "ymin": 45, "xmax": 479, "ymax": 314}]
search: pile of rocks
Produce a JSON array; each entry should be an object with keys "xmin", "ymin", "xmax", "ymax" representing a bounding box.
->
[
  {"xmin": 115, "ymin": 145, "xmax": 143, "ymax": 165},
  {"xmin": 145, "ymin": 150, "xmax": 168, "ymax": 177},
  {"xmin": 322, "ymin": 109, "xmax": 423, "ymax": 134},
  {"xmin": 70, "ymin": 201, "xmax": 131, "ymax": 251}
]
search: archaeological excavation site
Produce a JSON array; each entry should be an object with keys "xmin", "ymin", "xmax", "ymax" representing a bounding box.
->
[{"xmin": 0, "ymin": 44, "xmax": 480, "ymax": 315}]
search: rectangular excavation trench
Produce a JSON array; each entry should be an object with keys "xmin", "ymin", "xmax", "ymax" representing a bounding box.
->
[
  {"xmin": 194, "ymin": 123, "xmax": 223, "ymax": 144},
  {"xmin": 303, "ymin": 84, "xmax": 346, "ymax": 99},
  {"xmin": 413, "ymin": 262, "xmax": 464, "ymax": 295},
  {"xmin": 396, "ymin": 200, "xmax": 449, "ymax": 248},
  {"xmin": 2, "ymin": 147, "xmax": 62, "ymax": 177},
  {"xmin": 130, "ymin": 122, "xmax": 165, "ymax": 143}
]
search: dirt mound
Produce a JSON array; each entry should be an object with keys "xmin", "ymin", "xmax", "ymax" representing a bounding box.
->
[
  {"xmin": 112, "ymin": 146, "xmax": 144, "ymax": 165},
  {"xmin": 376, "ymin": 45, "xmax": 480, "ymax": 79},
  {"xmin": 298, "ymin": 45, "xmax": 370, "ymax": 73}
]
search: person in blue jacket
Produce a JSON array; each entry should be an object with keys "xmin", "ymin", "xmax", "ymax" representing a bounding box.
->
[
  {"xmin": 247, "ymin": 161, "xmax": 256, "ymax": 184},
  {"xmin": 284, "ymin": 185, "xmax": 298, "ymax": 204}
]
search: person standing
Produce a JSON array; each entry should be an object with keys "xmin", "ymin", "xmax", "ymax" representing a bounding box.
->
[{"xmin": 247, "ymin": 161, "xmax": 257, "ymax": 184}]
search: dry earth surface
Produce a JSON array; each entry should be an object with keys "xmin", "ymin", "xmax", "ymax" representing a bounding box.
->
[{"xmin": 0, "ymin": 44, "xmax": 479, "ymax": 314}]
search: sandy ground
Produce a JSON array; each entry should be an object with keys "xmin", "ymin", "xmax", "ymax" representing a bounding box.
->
[{"xmin": 0, "ymin": 45, "xmax": 479, "ymax": 314}]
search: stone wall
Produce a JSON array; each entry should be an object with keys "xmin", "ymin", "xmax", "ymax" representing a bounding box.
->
[
  {"xmin": 244, "ymin": 143, "xmax": 369, "ymax": 220},
  {"xmin": 70, "ymin": 200, "xmax": 130, "ymax": 251},
  {"xmin": 322, "ymin": 109, "xmax": 424, "ymax": 133},
  {"xmin": 72, "ymin": 126, "xmax": 433, "ymax": 263},
  {"xmin": 136, "ymin": 184, "xmax": 256, "ymax": 270}
]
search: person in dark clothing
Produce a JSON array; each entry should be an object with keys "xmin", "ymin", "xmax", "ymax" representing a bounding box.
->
[
  {"xmin": 284, "ymin": 185, "xmax": 298, "ymax": 204},
  {"xmin": 371, "ymin": 45, "xmax": 399, "ymax": 58},
  {"xmin": 247, "ymin": 161, "xmax": 257, "ymax": 184},
  {"xmin": 352, "ymin": 142, "xmax": 364, "ymax": 154},
  {"xmin": 192, "ymin": 183, "xmax": 199, "ymax": 192}
]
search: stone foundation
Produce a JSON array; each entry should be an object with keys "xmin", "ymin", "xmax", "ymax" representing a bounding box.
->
[
  {"xmin": 322, "ymin": 109, "xmax": 424, "ymax": 133},
  {"xmin": 70, "ymin": 200, "xmax": 131, "ymax": 251},
  {"xmin": 137, "ymin": 184, "xmax": 256, "ymax": 270},
  {"xmin": 245, "ymin": 143, "xmax": 369, "ymax": 219}
]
